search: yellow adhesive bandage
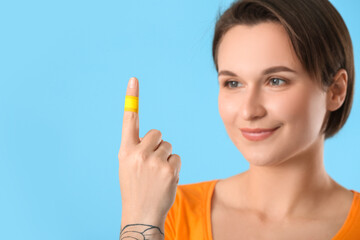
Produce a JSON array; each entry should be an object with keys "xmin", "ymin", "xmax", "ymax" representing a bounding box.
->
[{"xmin": 124, "ymin": 95, "xmax": 139, "ymax": 113}]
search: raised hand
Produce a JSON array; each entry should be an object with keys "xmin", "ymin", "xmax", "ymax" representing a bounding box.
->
[{"xmin": 118, "ymin": 77, "xmax": 181, "ymax": 240}]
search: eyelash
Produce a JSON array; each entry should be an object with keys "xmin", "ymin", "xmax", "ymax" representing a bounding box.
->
[{"xmin": 223, "ymin": 78, "xmax": 287, "ymax": 89}]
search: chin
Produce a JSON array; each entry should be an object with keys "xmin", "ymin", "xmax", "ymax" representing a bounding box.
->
[
  {"xmin": 241, "ymin": 150, "xmax": 285, "ymax": 167},
  {"xmin": 245, "ymin": 157, "xmax": 279, "ymax": 167}
]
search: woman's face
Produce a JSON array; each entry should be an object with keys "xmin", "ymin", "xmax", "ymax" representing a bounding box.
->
[{"xmin": 217, "ymin": 22, "xmax": 328, "ymax": 166}]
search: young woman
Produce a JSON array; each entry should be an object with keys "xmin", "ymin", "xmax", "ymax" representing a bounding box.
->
[{"xmin": 118, "ymin": 0, "xmax": 359, "ymax": 239}]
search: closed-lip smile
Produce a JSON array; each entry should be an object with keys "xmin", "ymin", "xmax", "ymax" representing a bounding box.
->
[{"xmin": 240, "ymin": 126, "xmax": 280, "ymax": 141}]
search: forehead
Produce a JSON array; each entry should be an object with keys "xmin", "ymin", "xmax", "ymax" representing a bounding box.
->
[{"xmin": 217, "ymin": 22, "xmax": 304, "ymax": 74}]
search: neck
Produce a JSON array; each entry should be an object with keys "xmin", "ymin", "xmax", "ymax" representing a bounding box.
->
[{"xmin": 240, "ymin": 135, "xmax": 333, "ymax": 220}]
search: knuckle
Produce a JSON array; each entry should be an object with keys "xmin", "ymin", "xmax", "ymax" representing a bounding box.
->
[
  {"xmin": 171, "ymin": 154, "xmax": 181, "ymax": 163},
  {"xmin": 135, "ymin": 151, "xmax": 148, "ymax": 162},
  {"xmin": 162, "ymin": 141, "xmax": 172, "ymax": 148},
  {"xmin": 153, "ymin": 155, "xmax": 164, "ymax": 162},
  {"xmin": 124, "ymin": 111, "xmax": 137, "ymax": 121},
  {"xmin": 163, "ymin": 164, "xmax": 175, "ymax": 176},
  {"xmin": 150, "ymin": 129, "xmax": 162, "ymax": 139},
  {"xmin": 148, "ymin": 158, "xmax": 162, "ymax": 170},
  {"xmin": 171, "ymin": 153, "xmax": 180, "ymax": 159},
  {"xmin": 117, "ymin": 152, "xmax": 122, "ymax": 160},
  {"xmin": 171, "ymin": 154, "xmax": 181, "ymax": 171},
  {"xmin": 118, "ymin": 147, "xmax": 130, "ymax": 160}
]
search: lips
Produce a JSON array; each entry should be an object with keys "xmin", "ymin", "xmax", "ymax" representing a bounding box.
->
[{"xmin": 240, "ymin": 126, "xmax": 280, "ymax": 141}]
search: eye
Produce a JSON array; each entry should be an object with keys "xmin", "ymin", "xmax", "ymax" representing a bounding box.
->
[
  {"xmin": 224, "ymin": 80, "xmax": 242, "ymax": 89},
  {"xmin": 268, "ymin": 78, "xmax": 287, "ymax": 86}
]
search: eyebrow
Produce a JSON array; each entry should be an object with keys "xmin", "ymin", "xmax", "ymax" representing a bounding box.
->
[{"xmin": 218, "ymin": 66, "xmax": 297, "ymax": 77}]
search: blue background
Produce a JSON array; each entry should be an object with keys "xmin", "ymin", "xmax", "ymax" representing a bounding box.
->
[{"xmin": 1, "ymin": 0, "xmax": 359, "ymax": 239}]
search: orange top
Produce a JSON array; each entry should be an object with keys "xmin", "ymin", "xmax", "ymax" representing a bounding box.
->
[{"xmin": 165, "ymin": 179, "xmax": 360, "ymax": 240}]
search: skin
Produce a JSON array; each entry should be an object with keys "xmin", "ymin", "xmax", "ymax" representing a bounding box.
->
[{"xmin": 212, "ymin": 22, "xmax": 353, "ymax": 239}]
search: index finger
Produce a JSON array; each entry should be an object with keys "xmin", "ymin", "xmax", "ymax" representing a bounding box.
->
[{"xmin": 121, "ymin": 77, "xmax": 140, "ymax": 148}]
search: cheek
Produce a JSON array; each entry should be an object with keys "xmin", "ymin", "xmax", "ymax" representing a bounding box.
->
[
  {"xmin": 218, "ymin": 93, "xmax": 238, "ymax": 124},
  {"xmin": 266, "ymin": 91, "xmax": 304, "ymax": 124},
  {"xmin": 268, "ymin": 86, "xmax": 327, "ymax": 139}
]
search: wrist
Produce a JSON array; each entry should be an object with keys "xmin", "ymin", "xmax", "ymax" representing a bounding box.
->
[
  {"xmin": 121, "ymin": 219, "xmax": 165, "ymax": 230},
  {"xmin": 121, "ymin": 211, "xmax": 166, "ymax": 227},
  {"xmin": 120, "ymin": 222, "xmax": 165, "ymax": 240}
]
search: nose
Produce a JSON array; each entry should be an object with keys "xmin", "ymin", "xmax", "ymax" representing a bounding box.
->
[{"xmin": 240, "ymin": 87, "xmax": 266, "ymax": 121}]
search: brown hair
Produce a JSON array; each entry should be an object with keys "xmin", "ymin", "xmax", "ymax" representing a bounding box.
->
[{"xmin": 212, "ymin": 0, "xmax": 355, "ymax": 139}]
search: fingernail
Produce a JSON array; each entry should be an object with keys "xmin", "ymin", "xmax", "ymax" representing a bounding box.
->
[{"xmin": 129, "ymin": 77, "xmax": 136, "ymax": 89}]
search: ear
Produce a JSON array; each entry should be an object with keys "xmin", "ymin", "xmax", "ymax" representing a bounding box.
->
[{"xmin": 326, "ymin": 68, "xmax": 348, "ymax": 112}]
